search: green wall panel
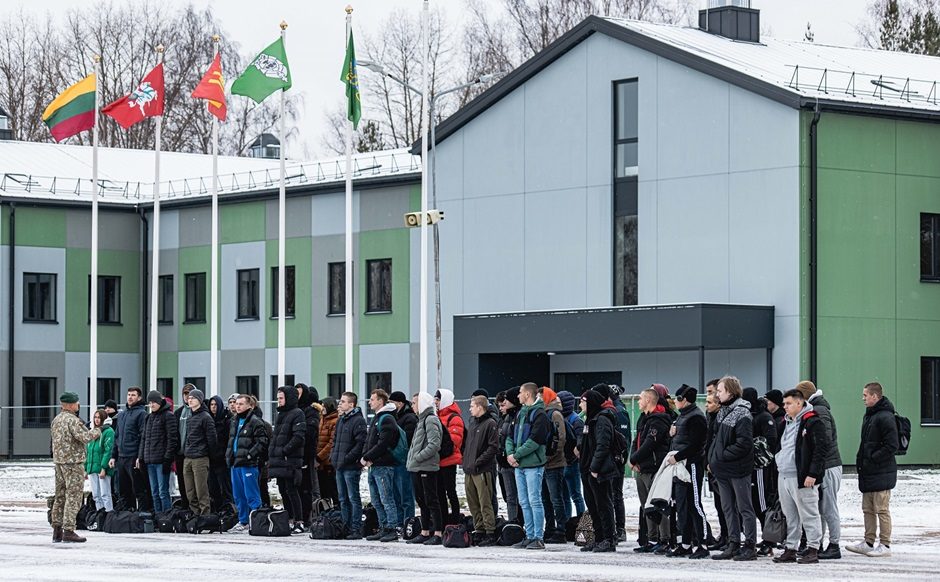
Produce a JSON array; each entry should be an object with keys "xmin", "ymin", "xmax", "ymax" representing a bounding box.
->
[
  {"xmin": 897, "ymin": 120, "xmax": 940, "ymax": 178},
  {"xmin": 265, "ymin": 238, "xmax": 313, "ymax": 348},
  {"xmin": 220, "ymin": 201, "xmax": 266, "ymax": 244},
  {"xmin": 817, "ymin": 113, "xmax": 895, "ymax": 174},
  {"xmin": 178, "ymin": 246, "xmax": 210, "ymax": 351},
  {"xmin": 157, "ymin": 351, "xmax": 179, "ymax": 393},
  {"xmin": 896, "ymin": 319, "xmax": 940, "ymax": 464},
  {"xmin": 65, "ymin": 249, "xmax": 141, "ymax": 353},
  {"xmin": 359, "ymin": 228, "xmax": 410, "ymax": 345},
  {"xmin": 896, "ymin": 175, "xmax": 940, "ymax": 321},
  {"xmin": 15, "ymin": 207, "xmax": 66, "ymax": 247},
  {"xmin": 311, "ymin": 345, "xmax": 359, "ymax": 395}
]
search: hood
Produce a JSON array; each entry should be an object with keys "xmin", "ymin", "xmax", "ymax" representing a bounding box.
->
[
  {"xmin": 546, "ymin": 396, "xmax": 562, "ymax": 413},
  {"xmin": 788, "ymin": 401, "xmax": 814, "ymax": 423},
  {"xmin": 583, "ymin": 390, "xmax": 606, "ymax": 419},
  {"xmin": 439, "ymin": 399, "xmax": 462, "ymax": 418},
  {"xmin": 343, "ymin": 406, "xmax": 364, "ymax": 419},
  {"xmin": 253, "ymin": 407, "xmax": 264, "ymax": 420},
  {"xmin": 601, "ymin": 399, "xmax": 616, "ymax": 411},
  {"xmin": 417, "ymin": 392, "xmax": 435, "ymax": 414},
  {"xmin": 376, "ymin": 402, "xmax": 397, "ymax": 416},
  {"xmin": 523, "ymin": 397, "xmax": 545, "ymax": 413},
  {"xmin": 277, "ymin": 385, "xmax": 299, "ymax": 411},
  {"xmin": 867, "ymin": 395, "xmax": 896, "ymax": 416},
  {"xmin": 152, "ymin": 398, "xmax": 170, "ymax": 415},
  {"xmin": 436, "ymin": 388, "xmax": 455, "ymax": 409},
  {"xmin": 102, "ymin": 416, "xmax": 113, "ymax": 427},
  {"xmin": 297, "ymin": 383, "xmax": 313, "ymax": 408},
  {"xmin": 557, "ymin": 391, "xmax": 576, "ymax": 417},
  {"xmin": 208, "ymin": 395, "xmax": 228, "ymax": 422}
]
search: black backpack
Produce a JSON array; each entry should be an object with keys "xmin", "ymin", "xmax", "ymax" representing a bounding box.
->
[
  {"xmin": 75, "ymin": 495, "xmax": 96, "ymax": 530},
  {"xmin": 604, "ymin": 411, "xmax": 629, "ymax": 463},
  {"xmin": 402, "ymin": 516, "xmax": 422, "ymax": 541},
  {"xmin": 85, "ymin": 507, "xmax": 109, "ymax": 532},
  {"xmin": 496, "ymin": 522, "xmax": 525, "ymax": 546},
  {"xmin": 249, "ymin": 508, "xmax": 291, "ymax": 537},
  {"xmin": 439, "ymin": 414, "xmax": 461, "ymax": 458},
  {"xmin": 563, "ymin": 413, "xmax": 579, "ymax": 464},
  {"xmin": 103, "ymin": 510, "xmax": 144, "ymax": 534},
  {"xmin": 545, "ymin": 409, "xmax": 562, "ymax": 458},
  {"xmin": 442, "ymin": 523, "xmax": 472, "ymax": 548},
  {"xmin": 895, "ymin": 413, "xmax": 912, "ymax": 455},
  {"xmin": 361, "ymin": 503, "xmax": 379, "ymax": 536}
]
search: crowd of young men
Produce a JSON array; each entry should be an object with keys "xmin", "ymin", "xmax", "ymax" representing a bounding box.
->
[{"xmin": 51, "ymin": 376, "xmax": 901, "ymax": 560}]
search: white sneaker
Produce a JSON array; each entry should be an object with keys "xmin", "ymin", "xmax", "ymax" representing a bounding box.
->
[
  {"xmin": 846, "ymin": 540, "xmax": 875, "ymax": 556},
  {"xmin": 868, "ymin": 544, "xmax": 892, "ymax": 558},
  {"xmin": 230, "ymin": 523, "xmax": 247, "ymax": 533}
]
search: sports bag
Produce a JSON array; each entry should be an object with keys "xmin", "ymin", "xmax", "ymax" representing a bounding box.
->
[
  {"xmin": 186, "ymin": 513, "xmax": 228, "ymax": 534},
  {"xmin": 361, "ymin": 503, "xmax": 379, "ymax": 536},
  {"xmin": 86, "ymin": 507, "xmax": 110, "ymax": 532},
  {"xmin": 574, "ymin": 511, "xmax": 594, "ymax": 547},
  {"xmin": 103, "ymin": 510, "xmax": 144, "ymax": 534},
  {"xmin": 895, "ymin": 413, "xmax": 912, "ymax": 455},
  {"xmin": 496, "ymin": 522, "xmax": 525, "ymax": 546},
  {"xmin": 380, "ymin": 414, "xmax": 409, "ymax": 465},
  {"xmin": 761, "ymin": 500, "xmax": 787, "ymax": 545},
  {"xmin": 442, "ymin": 523, "xmax": 472, "ymax": 548},
  {"xmin": 403, "ymin": 515, "xmax": 422, "ymax": 541},
  {"xmin": 249, "ymin": 507, "xmax": 291, "ymax": 537},
  {"xmin": 309, "ymin": 509, "xmax": 347, "ymax": 540}
]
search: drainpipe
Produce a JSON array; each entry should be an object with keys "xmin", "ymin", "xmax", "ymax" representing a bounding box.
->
[
  {"xmin": 7, "ymin": 203, "xmax": 15, "ymax": 457},
  {"xmin": 139, "ymin": 208, "xmax": 149, "ymax": 386},
  {"xmin": 809, "ymin": 106, "xmax": 821, "ymax": 383}
]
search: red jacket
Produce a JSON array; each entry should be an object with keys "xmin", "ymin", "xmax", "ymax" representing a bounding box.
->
[{"xmin": 438, "ymin": 402, "xmax": 465, "ymax": 467}]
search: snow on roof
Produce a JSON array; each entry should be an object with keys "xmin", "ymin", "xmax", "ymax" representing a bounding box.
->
[
  {"xmin": 607, "ymin": 17, "xmax": 940, "ymax": 112},
  {"xmin": 0, "ymin": 141, "xmax": 421, "ymax": 204}
]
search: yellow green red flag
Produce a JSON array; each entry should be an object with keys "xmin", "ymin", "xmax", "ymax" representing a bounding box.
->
[{"xmin": 42, "ymin": 74, "xmax": 96, "ymax": 142}]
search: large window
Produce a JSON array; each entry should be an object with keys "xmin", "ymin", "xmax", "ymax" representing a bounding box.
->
[
  {"xmin": 921, "ymin": 213, "xmax": 940, "ymax": 281},
  {"xmin": 328, "ymin": 373, "xmax": 346, "ymax": 399},
  {"xmin": 270, "ymin": 265, "xmax": 295, "ymax": 318},
  {"xmin": 156, "ymin": 378, "xmax": 173, "ymax": 399},
  {"xmin": 614, "ymin": 79, "xmax": 638, "ymax": 178},
  {"xmin": 366, "ymin": 259, "xmax": 392, "ymax": 313},
  {"xmin": 23, "ymin": 273, "xmax": 56, "ymax": 322},
  {"xmin": 89, "ymin": 378, "xmax": 121, "ymax": 406},
  {"xmin": 158, "ymin": 275, "xmax": 173, "ymax": 324},
  {"xmin": 328, "ymin": 262, "xmax": 346, "ymax": 315},
  {"xmin": 270, "ymin": 374, "xmax": 296, "ymax": 404},
  {"xmin": 23, "ymin": 377, "xmax": 55, "ymax": 428},
  {"xmin": 613, "ymin": 79, "xmax": 639, "ymax": 306},
  {"xmin": 87, "ymin": 275, "xmax": 121, "ymax": 324},
  {"xmin": 185, "ymin": 273, "xmax": 206, "ymax": 323},
  {"xmin": 237, "ymin": 268, "xmax": 260, "ymax": 320},
  {"xmin": 183, "ymin": 377, "xmax": 205, "ymax": 395},
  {"xmin": 236, "ymin": 376, "xmax": 259, "ymax": 399},
  {"xmin": 366, "ymin": 372, "xmax": 392, "ymax": 392},
  {"xmin": 923, "ymin": 357, "xmax": 940, "ymax": 424}
]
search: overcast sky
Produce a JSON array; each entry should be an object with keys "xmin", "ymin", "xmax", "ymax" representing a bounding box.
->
[{"xmin": 4, "ymin": 0, "xmax": 872, "ymax": 158}]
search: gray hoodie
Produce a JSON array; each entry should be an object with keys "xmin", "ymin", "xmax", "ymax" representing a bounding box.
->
[
  {"xmin": 407, "ymin": 393, "xmax": 443, "ymax": 473},
  {"xmin": 778, "ymin": 402, "xmax": 814, "ymax": 477}
]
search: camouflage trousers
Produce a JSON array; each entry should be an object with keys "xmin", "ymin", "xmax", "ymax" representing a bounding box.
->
[{"xmin": 51, "ymin": 463, "xmax": 85, "ymax": 531}]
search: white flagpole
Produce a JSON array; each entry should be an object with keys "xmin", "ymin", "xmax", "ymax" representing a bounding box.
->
[
  {"xmin": 90, "ymin": 56, "xmax": 101, "ymax": 419},
  {"xmin": 149, "ymin": 45, "xmax": 165, "ymax": 393},
  {"xmin": 419, "ymin": 0, "xmax": 430, "ymax": 395},
  {"xmin": 344, "ymin": 6, "xmax": 355, "ymax": 404},
  {"xmin": 277, "ymin": 21, "xmax": 288, "ymax": 389},
  {"xmin": 209, "ymin": 35, "xmax": 220, "ymax": 399}
]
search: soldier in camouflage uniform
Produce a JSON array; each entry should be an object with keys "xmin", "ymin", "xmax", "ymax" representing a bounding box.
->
[{"xmin": 51, "ymin": 391, "xmax": 101, "ymax": 543}]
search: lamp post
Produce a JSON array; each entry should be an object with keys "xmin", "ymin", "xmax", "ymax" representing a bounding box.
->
[{"xmin": 359, "ymin": 59, "xmax": 499, "ymax": 391}]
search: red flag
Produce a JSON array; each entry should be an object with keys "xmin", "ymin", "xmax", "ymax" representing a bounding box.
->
[
  {"xmin": 192, "ymin": 53, "xmax": 227, "ymax": 122},
  {"xmin": 102, "ymin": 63, "xmax": 165, "ymax": 129}
]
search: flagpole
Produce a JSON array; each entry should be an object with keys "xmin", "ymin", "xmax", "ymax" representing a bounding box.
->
[
  {"xmin": 90, "ymin": 56, "xmax": 101, "ymax": 420},
  {"xmin": 210, "ymin": 35, "xmax": 220, "ymax": 399},
  {"xmin": 344, "ymin": 6, "xmax": 355, "ymax": 405},
  {"xmin": 277, "ymin": 21, "xmax": 288, "ymax": 389},
  {"xmin": 419, "ymin": 0, "xmax": 430, "ymax": 395},
  {"xmin": 149, "ymin": 44, "xmax": 164, "ymax": 394}
]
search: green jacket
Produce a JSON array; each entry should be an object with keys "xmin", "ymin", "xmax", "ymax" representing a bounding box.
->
[
  {"xmin": 505, "ymin": 398, "xmax": 550, "ymax": 468},
  {"xmin": 85, "ymin": 425, "xmax": 115, "ymax": 476}
]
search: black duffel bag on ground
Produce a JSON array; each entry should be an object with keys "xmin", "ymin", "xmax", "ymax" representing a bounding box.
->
[
  {"xmin": 249, "ymin": 507, "xmax": 292, "ymax": 537},
  {"xmin": 103, "ymin": 510, "xmax": 144, "ymax": 534}
]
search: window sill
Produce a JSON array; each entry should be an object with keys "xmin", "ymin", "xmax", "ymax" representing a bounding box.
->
[
  {"xmin": 326, "ymin": 312, "xmax": 346, "ymax": 318},
  {"xmin": 365, "ymin": 310, "xmax": 392, "ymax": 315},
  {"xmin": 183, "ymin": 319, "xmax": 206, "ymax": 325},
  {"xmin": 269, "ymin": 315, "xmax": 296, "ymax": 320},
  {"xmin": 87, "ymin": 321, "xmax": 123, "ymax": 326},
  {"xmin": 920, "ymin": 277, "xmax": 940, "ymax": 284},
  {"xmin": 22, "ymin": 319, "xmax": 59, "ymax": 325},
  {"xmin": 235, "ymin": 317, "xmax": 260, "ymax": 322},
  {"xmin": 158, "ymin": 321, "xmax": 173, "ymax": 326},
  {"xmin": 920, "ymin": 422, "xmax": 940, "ymax": 427}
]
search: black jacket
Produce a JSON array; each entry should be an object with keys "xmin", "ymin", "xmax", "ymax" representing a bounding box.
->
[
  {"xmin": 208, "ymin": 395, "xmax": 231, "ymax": 466},
  {"xmin": 184, "ymin": 404, "xmax": 217, "ymax": 459},
  {"xmin": 362, "ymin": 408, "xmax": 401, "ymax": 466},
  {"xmin": 298, "ymin": 386, "xmax": 321, "ymax": 468},
  {"xmin": 580, "ymin": 409, "xmax": 620, "ymax": 482},
  {"xmin": 462, "ymin": 415, "xmax": 499, "ymax": 475},
  {"xmin": 672, "ymin": 404, "xmax": 707, "ymax": 463},
  {"xmin": 268, "ymin": 387, "xmax": 307, "ymax": 479},
  {"xmin": 112, "ymin": 399, "xmax": 147, "ymax": 459},
  {"xmin": 856, "ymin": 396, "xmax": 899, "ymax": 493},
  {"xmin": 809, "ymin": 392, "xmax": 842, "ymax": 469},
  {"xmin": 396, "ymin": 405, "xmax": 419, "ymax": 446},
  {"xmin": 329, "ymin": 407, "xmax": 368, "ymax": 470},
  {"xmin": 707, "ymin": 397, "xmax": 754, "ymax": 479},
  {"xmin": 226, "ymin": 408, "xmax": 270, "ymax": 468},
  {"xmin": 629, "ymin": 407, "xmax": 671, "ymax": 474},
  {"xmin": 794, "ymin": 410, "xmax": 829, "ymax": 487},
  {"xmin": 770, "ymin": 407, "xmax": 786, "ymax": 447},
  {"xmin": 497, "ymin": 409, "xmax": 517, "ymax": 470},
  {"xmin": 138, "ymin": 400, "xmax": 179, "ymax": 465},
  {"xmin": 752, "ymin": 403, "xmax": 779, "ymax": 459}
]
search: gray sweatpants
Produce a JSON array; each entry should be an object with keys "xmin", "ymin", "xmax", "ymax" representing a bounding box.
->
[
  {"xmin": 818, "ymin": 465, "xmax": 842, "ymax": 545},
  {"xmin": 717, "ymin": 476, "xmax": 757, "ymax": 545},
  {"xmin": 779, "ymin": 475, "xmax": 822, "ymax": 550}
]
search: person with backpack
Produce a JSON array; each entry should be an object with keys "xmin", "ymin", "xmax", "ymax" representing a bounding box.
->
[
  {"xmin": 361, "ymin": 389, "xmax": 404, "ymax": 542},
  {"xmin": 540, "ymin": 387, "xmax": 569, "ymax": 543},
  {"xmin": 463, "ymin": 395, "xmax": 500, "ymax": 545},
  {"xmin": 268, "ymin": 386, "xmax": 307, "ymax": 534},
  {"xmin": 666, "ymin": 385, "xmax": 709, "ymax": 559},
  {"xmin": 593, "ymin": 383, "xmax": 631, "ymax": 542},
  {"xmin": 434, "ymin": 389, "xmax": 465, "ymax": 523},
  {"xmin": 742, "ymin": 387, "xmax": 779, "ymax": 556},
  {"xmin": 86, "ymin": 409, "xmax": 115, "ymax": 513},
  {"xmin": 506, "ymin": 382, "xmax": 551, "ymax": 550},
  {"xmin": 316, "ymin": 397, "xmax": 339, "ymax": 505},
  {"xmin": 630, "ymin": 387, "xmax": 672, "ymax": 554},
  {"xmin": 847, "ymin": 381, "xmax": 899, "ymax": 558},
  {"xmin": 174, "ymin": 384, "xmax": 194, "ymax": 507},
  {"xmin": 390, "ymin": 391, "xmax": 417, "ymax": 527},
  {"xmin": 557, "ymin": 390, "xmax": 586, "ymax": 517},
  {"xmin": 109, "ymin": 386, "xmax": 151, "ymax": 512},
  {"xmin": 496, "ymin": 388, "xmax": 522, "ymax": 525},
  {"xmin": 406, "ymin": 392, "xmax": 444, "ymax": 545},
  {"xmin": 331, "ymin": 391, "xmax": 368, "ymax": 539},
  {"xmin": 295, "ymin": 383, "xmax": 322, "ymax": 526},
  {"xmin": 207, "ymin": 395, "xmax": 234, "ymax": 512},
  {"xmin": 577, "ymin": 389, "xmax": 621, "ymax": 553},
  {"xmin": 138, "ymin": 390, "xmax": 179, "ymax": 514},
  {"xmin": 182, "ymin": 389, "xmax": 217, "ymax": 517},
  {"xmin": 227, "ymin": 394, "xmax": 269, "ymax": 532}
]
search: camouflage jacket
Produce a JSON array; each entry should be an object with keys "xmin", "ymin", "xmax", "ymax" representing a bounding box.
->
[{"xmin": 51, "ymin": 410, "xmax": 101, "ymax": 464}]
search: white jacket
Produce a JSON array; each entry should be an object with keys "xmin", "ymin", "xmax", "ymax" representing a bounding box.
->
[{"xmin": 644, "ymin": 452, "xmax": 690, "ymax": 510}]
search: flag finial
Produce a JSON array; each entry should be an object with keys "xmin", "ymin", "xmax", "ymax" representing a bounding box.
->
[
  {"xmin": 346, "ymin": 5, "xmax": 353, "ymax": 14},
  {"xmin": 280, "ymin": 20, "xmax": 288, "ymax": 30},
  {"xmin": 155, "ymin": 44, "xmax": 165, "ymax": 53},
  {"xmin": 212, "ymin": 34, "xmax": 220, "ymax": 43},
  {"xmin": 93, "ymin": 55, "xmax": 101, "ymax": 63}
]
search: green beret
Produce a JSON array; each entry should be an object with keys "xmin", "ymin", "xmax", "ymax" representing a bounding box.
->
[{"xmin": 59, "ymin": 392, "xmax": 79, "ymax": 404}]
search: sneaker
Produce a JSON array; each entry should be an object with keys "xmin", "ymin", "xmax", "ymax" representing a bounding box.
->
[
  {"xmin": 868, "ymin": 544, "xmax": 891, "ymax": 558},
  {"xmin": 797, "ymin": 547, "xmax": 819, "ymax": 564},
  {"xmin": 706, "ymin": 537, "xmax": 727, "ymax": 552},
  {"xmin": 846, "ymin": 540, "xmax": 875, "ymax": 556},
  {"xmin": 291, "ymin": 522, "xmax": 307, "ymax": 535},
  {"xmin": 733, "ymin": 542, "xmax": 757, "ymax": 562},
  {"xmin": 477, "ymin": 533, "xmax": 497, "ymax": 547},
  {"xmin": 818, "ymin": 543, "xmax": 842, "ymax": 560},
  {"xmin": 688, "ymin": 546, "xmax": 710, "ymax": 560},
  {"xmin": 757, "ymin": 541, "xmax": 774, "ymax": 557},
  {"xmin": 406, "ymin": 534, "xmax": 429, "ymax": 545},
  {"xmin": 592, "ymin": 539, "xmax": 615, "ymax": 553},
  {"xmin": 666, "ymin": 545, "xmax": 692, "ymax": 558},
  {"xmin": 773, "ymin": 548, "xmax": 798, "ymax": 563},
  {"xmin": 544, "ymin": 533, "xmax": 567, "ymax": 544},
  {"xmin": 422, "ymin": 535, "xmax": 442, "ymax": 546},
  {"xmin": 344, "ymin": 531, "xmax": 363, "ymax": 540},
  {"xmin": 713, "ymin": 542, "xmax": 740, "ymax": 560},
  {"xmin": 512, "ymin": 538, "xmax": 532, "ymax": 549},
  {"xmin": 633, "ymin": 543, "xmax": 656, "ymax": 553},
  {"xmin": 230, "ymin": 523, "xmax": 247, "ymax": 533},
  {"xmin": 525, "ymin": 538, "xmax": 546, "ymax": 550},
  {"xmin": 580, "ymin": 542, "xmax": 596, "ymax": 552},
  {"xmin": 379, "ymin": 529, "xmax": 399, "ymax": 543},
  {"xmin": 653, "ymin": 543, "xmax": 672, "ymax": 555}
]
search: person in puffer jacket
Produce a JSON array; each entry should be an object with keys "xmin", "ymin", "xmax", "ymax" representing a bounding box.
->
[
  {"xmin": 226, "ymin": 395, "xmax": 269, "ymax": 530},
  {"xmin": 138, "ymin": 390, "xmax": 179, "ymax": 513},
  {"xmin": 361, "ymin": 389, "xmax": 403, "ymax": 542},
  {"xmin": 434, "ymin": 389, "xmax": 465, "ymax": 523},
  {"xmin": 406, "ymin": 392, "xmax": 444, "ymax": 545},
  {"xmin": 557, "ymin": 390, "xmax": 586, "ymax": 517},
  {"xmin": 630, "ymin": 387, "xmax": 672, "ymax": 552},
  {"xmin": 294, "ymin": 383, "xmax": 321, "ymax": 525},
  {"xmin": 495, "ymin": 388, "xmax": 523, "ymax": 525},
  {"xmin": 183, "ymin": 389, "xmax": 217, "ymax": 516},
  {"xmin": 330, "ymin": 391, "xmax": 368, "ymax": 538},
  {"xmin": 207, "ymin": 395, "xmax": 233, "ymax": 512},
  {"xmin": 268, "ymin": 385, "xmax": 306, "ymax": 533},
  {"xmin": 86, "ymin": 410, "xmax": 115, "ymax": 512},
  {"xmin": 579, "ymin": 389, "xmax": 621, "ymax": 553},
  {"xmin": 708, "ymin": 376, "xmax": 758, "ymax": 561},
  {"xmin": 316, "ymin": 397, "xmax": 339, "ymax": 504}
]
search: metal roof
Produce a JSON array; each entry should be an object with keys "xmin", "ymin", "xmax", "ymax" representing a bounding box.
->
[{"xmin": 0, "ymin": 141, "xmax": 421, "ymax": 205}]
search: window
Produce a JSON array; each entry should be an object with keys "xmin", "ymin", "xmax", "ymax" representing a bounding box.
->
[
  {"xmin": 237, "ymin": 269, "xmax": 260, "ymax": 320},
  {"xmin": 328, "ymin": 373, "xmax": 346, "ymax": 399},
  {"xmin": 366, "ymin": 372, "xmax": 392, "ymax": 392},
  {"xmin": 328, "ymin": 262, "xmax": 347, "ymax": 315},
  {"xmin": 270, "ymin": 266, "xmax": 295, "ymax": 318},
  {"xmin": 614, "ymin": 179, "xmax": 638, "ymax": 306},
  {"xmin": 270, "ymin": 374, "xmax": 296, "ymax": 403},
  {"xmin": 88, "ymin": 378, "xmax": 121, "ymax": 405},
  {"xmin": 236, "ymin": 376, "xmax": 259, "ymax": 399},
  {"xmin": 614, "ymin": 79, "xmax": 638, "ymax": 177},
  {"xmin": 921, "ymin": 213, "xmax": 940, "ymax": 281},
  {"xmin": 156, "ymin": 378, "xmax": 173, "ymax": 398},
  {"xmin": 366, "ymin": 259, "xmax": 392, "ymax": 313},
  {"xmin": 922, "ymin": 357, "xmax": 940, "ymax": 424},
  {"xmin": 158, "ymin": 275, "xmax": 173, "ymax": 324},
  {"xmin": 553, "ymin": 372, "xmax": 623, "ymax": 395},
  {"xmin": 87, "ymin": 275, "xmax": 121, "ymax": 324},
  {"xmin": 185, "ymin": 273, "xmax": 206, "ymax": 323},
  {"xmin": 23, "ymin": 273, "xmax": 56, "ymax": 322},
  {"xmin": 183, "ymin": 377, "xmax": 205, "ymax": 395},
  {"xmin": 23, "ymin": 377, "xmax": 55, "ymax": 428}
]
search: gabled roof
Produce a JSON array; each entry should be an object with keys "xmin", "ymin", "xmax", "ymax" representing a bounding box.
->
[{"xmin": 419, "ymin": 15, "xmax": 940, "ymax": 153}]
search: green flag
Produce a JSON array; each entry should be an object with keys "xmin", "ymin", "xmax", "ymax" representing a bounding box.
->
[
  {"xmin": 232, "ymin": 37, "xmax": 291, "ymax": 103},
  {"xmin": 341, "ymin": 30, "xmax": 361, "ymax": 129}
]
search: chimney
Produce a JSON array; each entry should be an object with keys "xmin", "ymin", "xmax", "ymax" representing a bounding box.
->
[
  {"xmin": 0, "ymin": 105, "xmax": 12, "ymax": 141},
  {"xmin": 699, "ymin": 0, "xmax": 760, "ymax": 43}
]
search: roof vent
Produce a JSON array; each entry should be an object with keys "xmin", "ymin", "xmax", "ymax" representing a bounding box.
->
[{"xmin": 699, "ymin": 0, "xmax": 760, "ymax": 43}]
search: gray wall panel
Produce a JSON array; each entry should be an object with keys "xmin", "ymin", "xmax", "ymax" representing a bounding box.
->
[
  {"xmin": 310, "ymin": 234, "xmax": 359, "ymax": 346},
  {"xmin": 14, "ymin": 247, "xmax": 65, "ymax": 352},
  {"xmin": 358, "ymin": 185, "xmax": 411, "ymax": 232},
  {"xmin": 585, "ymin": 186, "xmax": 613, "ymax": 307},
  {"xmin": 221, "ymin": 241, "xmax": 265, "ymax": 350},
  {"xmin": 523, "ymin": 188, "xmax": 588, "ymax": 310},
  {"xmin": 178, "ymin": 207, "xmax": 211, "ymax": 247},
  {"xmin": 265, "ymin": 196, "xmax": 312, "ymax": 239},
  {"xmin": 312, "ymin": 191, "xmax": 359, "ymax": 236},
  {"xmin": 461, "ymin": 194, "xmax": 525, "ymax": 314},
  {"xmin": 13, "ymin": 350, "xmax": 64, "ymax": 455},
  {"xmin": 462, "ymin": 90, "xmax": 526, "ymax": 198}
]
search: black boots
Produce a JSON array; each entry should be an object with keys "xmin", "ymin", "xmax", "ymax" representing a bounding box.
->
[
  {"xmin": 733, "ymin": 541, "xmax": 757, "ymax": 561},
  {"xmin": 712, "ymin": 541, "xmax": 740, "ymax": 560}
]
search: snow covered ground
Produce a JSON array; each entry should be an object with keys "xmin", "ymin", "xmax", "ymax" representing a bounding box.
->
[{"xmin": 1, "ymin": 460, "xmax": 938, "ymax": 581}]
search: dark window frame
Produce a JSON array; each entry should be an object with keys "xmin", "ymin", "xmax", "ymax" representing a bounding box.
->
[
  {"xmin": 236, "ymin": 268, "xmax": 260, "ymax": 321},
  {"xmin": 366, "ymin": 372, "xmax": 392, "ymax": 392},
  {"xmin": 184, "ymin": 272, "xmax": 207, "ymax": 324},
  {"xmin": 270, "ymin": 265, "xmax": 296, "ymax": 319},
  {"xmin": 612, "ymin": 78, "xmax": 639, "ymax": 307},
  {"xmin": 183, "ymin": 377, "xmax": 205, "ymax": 396},
  {"xmin": 236, "ymin": 376, "xmax": 260, "ymax": 399},
  {"xmin": 156, "ymin": 378, "xmax": 173, "ymax": 399},
  {"xmin": 23, "ymin": 272, "xmax": 57, "ymax": 323},
  {"xmin": 613, "ymin": 78, "xmax": 639, "ymax": 179},
  {"xmin": 922, "ymin": 356, "xmax": 940, "ymax": 425},
  {"xmin": 328, "ymin": 261, "xmax": 348, "ymax": 316},
  {"xmin": 87, "ymin": 377, "xmax": 121, "ymax": 407},
  {"xmin": 921, "ymin": 213, "xmax": 940, "ymax": 282},
  {"xmin": 365, "ymin": 258, "xmax": 393, "ymax": 314},
  {"xmin": 270, "ymin": 374, "xmax": 296, "ymax": 404},
  {"xmin": 327, "ymin": 373, "xmax": 346, "ymax": 400},
  {"xmin": 22, "ymin": 377, "xmax": 55, "ymax": 428},
  {"xmin": 158, "ymin": 274, "xmax": 174, "ymax": 325},
  {"xmin": 86, "ymin": 275, "xmax": 122, "ymax": 325}
]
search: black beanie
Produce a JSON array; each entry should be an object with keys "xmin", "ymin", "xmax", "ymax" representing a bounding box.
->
[
  {"xmin": 472, "ymin": 388, "xmax": 490, "ymax": 398},
  {"xmin": 765, "ymin": 389, "xmax": 784, "ymax": 408},
  {"xmin": 147, "ymin": 390, "xmax": 164, "ymax": 405},
  {"xmin": 505, "ymin": 387, "xmax": 521, "ymax": 408},
  {"xmin": 389, "ymin": 391, "xmax": 408, "ymax": 405},
  {"xmin": 104, "ymin": 399, "xmax": 118, "ymax": 410},
  {"xmin": 591, "ymin": 383, "xmax": 612, "ymax": 401},
  {"xmin": 742, "ymin": 387, "xmax": 759, "ymax": 408},
  {"xmin": 583, "ymin": 389, "xmax": 606, "ymax": 419},
  {"xmin": 676, "ymin": 384, "xmax": 698, "ymax": 402}
]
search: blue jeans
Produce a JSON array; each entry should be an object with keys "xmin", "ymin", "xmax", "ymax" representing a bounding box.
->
[
  {"xmin": 544, "ymin": 466, "xmax": 570, "ymax": 531},
  {"xmin": 146, "ymin": 463, "xmax": 171, "ymax": 513},
  {"xmin": 564, "ymin": 463, "xmax": 587, "ymax": 515},
  {"xmin": 231, "ymin": 465, "xmax": 262, "ymax": 525},
  {"xmin": 393, "ymin": 463, "xmax": 415, "ymax": 525},
  {"xmin": 336, "ymin": 468, "xmax": 363, "ymax": 534},
  {"xmin": 515, "ymin": 466, "xmax": 545, "ymax": 541},
  {"xmin": 368, "ymin": 465, "xmax": 400, "ymax": 530}
]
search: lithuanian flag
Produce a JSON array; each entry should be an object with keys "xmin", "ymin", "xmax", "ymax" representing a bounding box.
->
[{"xmin": 42, "ymin": 74, "xmax": 96, "ymax": 142}]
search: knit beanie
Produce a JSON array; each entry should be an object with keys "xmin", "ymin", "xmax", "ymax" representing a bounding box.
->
[
  {"xmin": 147, "ymin": 390, "xmax": 164, "ymax": 405},
  {"xmin": 188, "ymin": 389, "xmax": 205, "ymax": 405},
  {"xmin": 389, "ymin": 391, "xmax": 409, "ymax": 405},
  {"xmin": 795, "ymin": 380, "xmax": 817, "ymax": 401},
  {"xmin": 765, "ymin": 389, "xmax": 784, "ymax": 409}
]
